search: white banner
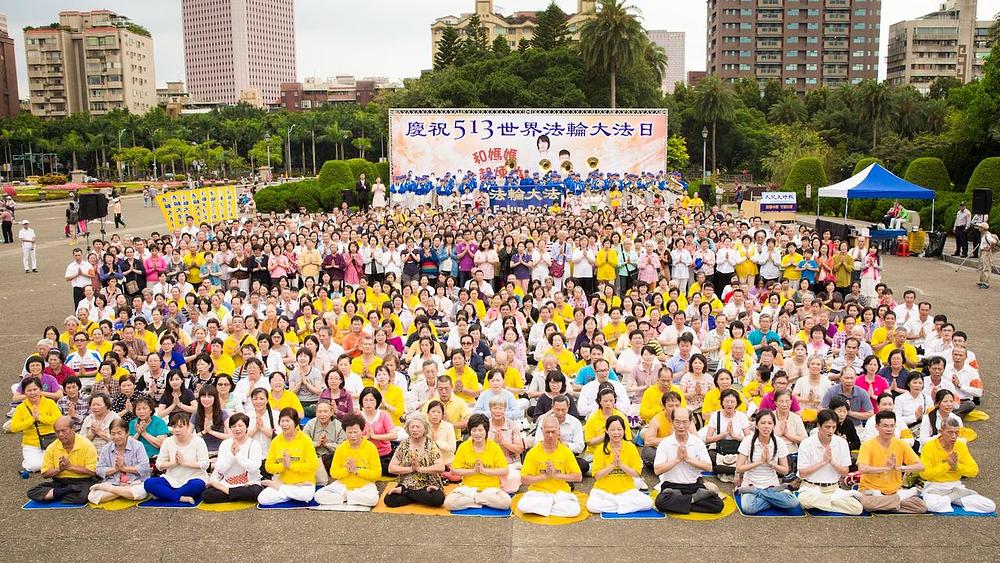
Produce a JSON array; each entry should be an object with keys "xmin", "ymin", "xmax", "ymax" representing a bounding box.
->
[{"xmin": 759, "ymin": 191, "xmax": 797, "ymax": 212}]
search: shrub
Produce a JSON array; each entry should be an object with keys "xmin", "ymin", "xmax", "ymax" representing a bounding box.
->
[
  {"xmin": 317, "ymin": 160, "xmax": 354, "ymax": 209},
  {"xmin": 852, "ymin": 157, "xmax": 884, "ymax": 176},
  {"xmin": 375, "ymin": 161, "xmax": 390, "ymax": 184},
  {"xmin": 784, "ymin": 157, "xmax": 828, "ymax": 210},
  {"xmin": 904, "ymin": 157, "xmax": 954, "ymax": 192},
  {"xmin": 38, "ymin": 173, "xmax": 68, "ymax": 186},
  {"xmin": 966, "ymin": 157, "xmax": 1000, "ymax": 198},
  {"xmin": 282, "ymin": 180, "xmax": 323, "ymax": 212},
  {"xmin": 174, "ymin": 173, "xmax": 187, "ymax": 181},
  {"xmin": 345, "ymin": 158, "xmax": 371, "ymax": 182}
]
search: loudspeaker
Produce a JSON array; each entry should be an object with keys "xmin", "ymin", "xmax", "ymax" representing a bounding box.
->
[
  {"xmin": 699, "ymin": 183, "xmax": 712, "ymax": 204},
  {"xmin": 78, "ymin": 193, "xmax": 108, "ymax": 220},
  {"xmin": 972, "ymin": 188, "xmax": 992, "ymax": 216}
]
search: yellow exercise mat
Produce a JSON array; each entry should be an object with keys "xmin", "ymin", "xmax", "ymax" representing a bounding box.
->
[
  {"xmin": 963, "ymin": 410, "xmax": 990, "ymax": 423},
  {"xmin": 88, "ymin": 498, "xmax": 141, "ymax": 511},
  {"xmin": 511, "ymin": 491, "xmax": 591, "ymax": 526},
  {"xmin": 371, "ymin": 482, "xmax": 457, "ymax": 516},
  {"xmin": 959, "ymin": 426, "xmax": 978, "ymax": 442},
  {"xmin": 197, "ymin": 501, "xmax": 256, "ymax": 512},
  {"xmin": 800, "ymin": 409, "xmax": 817, "ymax": 423},
  {"xmin": 666, "ymin": 494, "xmax": 736, "ymax": 521}
]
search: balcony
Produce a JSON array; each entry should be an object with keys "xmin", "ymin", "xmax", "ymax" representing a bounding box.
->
[
  {"xmin": 757, "ymin": 39, "xmax": 782, "ymax": 48},
  {"xmin": 757, "ymin": 53, "xmax": 781, "ymax": 63},
  {"xmin": 758, "ymin": 0, "xmax": 782, "ymax": 7},
  {"xmin": 758, "ymin": 26, "xmax": 782, "ymax": 36},
  {"xmin": 823, "ymin": 53, "xmax": 848, "ymax": 63},
  {"xmin": 757, "ymin": 11, "xmax": 783, "ymax": 22},
  {"xmin": 825, "ymin": 0, "xmax": 848, "ymax": 6},
  {"xmin": 824, "ymin": 26, "xmax": 849, "ymax": 36},
  {"xmin": 823, "ymin": 67, "xmax": 848, "ymax": 77},
  {"xmin": 756, "ymin": 66, "xmax": 781, "ymax": 76},
  {"xmin": 824, "ymin": 12, "xmax": 850, "ymax": 22},
  {"xmin": 824, "ymin": 39, "xmax": 847, "ymax": 49}
]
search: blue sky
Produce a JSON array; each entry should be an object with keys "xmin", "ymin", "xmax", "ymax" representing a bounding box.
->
[{"xmin": 5, "ymin": 0, "xmax": 1000, "ymax": 94}]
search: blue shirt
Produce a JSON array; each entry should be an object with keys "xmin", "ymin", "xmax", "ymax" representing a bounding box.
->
[
  {"xmin": 574, "ymin": 364, "xmax": 620, "ymax": 386},
  {"xmin": 747, "ymin": 329, "xmax": 782, "ymax": 358},
  {"xmin": 96, "ymin": 436, "xmax": 151, "ymax": 484},
  {"xmin": 129, "ymin": 415, "xmax": 169, "ymax": 457},
  {"xmin": 798, "ymin": 259, "xmax": 818, "ymax": 283}
]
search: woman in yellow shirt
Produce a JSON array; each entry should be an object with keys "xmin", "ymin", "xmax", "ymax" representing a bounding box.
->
[
  {"xmin": 258, "ymin": 407, "xmax": 319, "ymax": 505},
  {"xmin": 541, "ymin": 333, "xmax": 582, "ymax": 378},
  {"xmin": 373, "ymin": 365, "xmax": 405, "ymax": 426},
  {"xmin": 585, "ymin": 415, "xmax": 654, "ymax": 514},
  {"xmin": 595, "ymin": 239, "xmax": 618, "ymax": 285},
  {"xmin": 267, "ymin": 372, "xmax": 304, "ymax": 418},
  {"xmin": 701, "ymin": 369, "xmax": 750, "ymax": 417},
  {"xmin": 584, "ymin": 387, "xmax": 633, "ymax": 456},
  {"xmin": 314, "ymin": 413, "xmax": 383, "ymax": 508},
  {"xmin": 443, "ymin": 413, "xmax": 512, "ymax": 511},
  {"xmin": 10, "ymin": 377, "xmax": 61, "ymax": 473}
]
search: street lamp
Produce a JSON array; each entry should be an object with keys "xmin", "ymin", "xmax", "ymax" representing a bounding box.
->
[
  {"xmin": 701, "ymin": 126, "xmax": 709, "ymax": 185},
  {"xmin": 264, "ymin": 133, "xmax": 272, "ymax": 168},
  {"xmin": 117, "ymin": 128, "xmax": 126, "ymax": 181},
  {"xmin": 285, "ymin": 124, "xmax": 296, "ymax": 178}
]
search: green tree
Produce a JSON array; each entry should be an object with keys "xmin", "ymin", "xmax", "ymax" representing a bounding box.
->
[
  {"xmin": 641, "ymin": 36, "xmax": 668, "ymax": 87},
  {"xmin": 322, "ymin": 121, "xmax": 352, "ymax": 161},
  {"xmin": 351, "ymin": 137, "xmax": 373, "ymax": 159},
  {"xmin": 531, "ymin": 1, "xmax": 570, "ymax": 50},
  {"xmin": 928, "ymin": 76, "xmax": 962, "ymax": 100},
  {"xmin": 784, "ymin": 156, "xmax": 828, "ymax": 209},
  {"xmin": 693, "ymin": 75, "xmax": 736, "ymax": 176},
  {"xmin": 762, "ymin": 124, "xmax": 831, "ymax": 184},
  {"xmin": 967, "ymin": 156, "xmax": 1000, "ymax": 197},
  {"xmin": 580, "ymin": 0, "xmax": 645, "ymax": 109},
  {"xmin": 435, "ymin": 26, "xmax": 461, "ymax": 70},
  {"xmin": 155, "ymin": 138, "xmax": 190, "ymax": 175},
  {"xmin": 858, "ymin": 79, "xmax": 892, "ymax": 150},
  {"xmin": 61, "ymin": 131, "xmax": 86, "ymax": 170},
  {"xmin": 904, "ymin": 157, "xmax": 954, "ymax": 192},
  {"xmin": 518, "ymin": 38, "xmax": 530, "ymax": 53},
  {"xmin": 666, "ymin": 134, "xmax": 689, "ymax": 171},
  {"xmin": 113, "ymin": 146, "xmax": 152, "ymax": 178},
  {"xmin": 248, "ymin": 136, "xmax": 283, "ymax": 168},
  {"xmin": 492, "ymin": 35, "xmax": 511, "ymax": 56},
  {"xmin": 458, "ymin": 15, "xmax": 490, "ymax": 64},
  {"xmin": 767, "ymin": 95, "xmax": 806, "ymax": 125},
  {"xmin": 852, "ymin": 157, "xmax": 884, "ymax": 175}
]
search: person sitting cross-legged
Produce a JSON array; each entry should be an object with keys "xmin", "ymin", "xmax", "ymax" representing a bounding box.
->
[
  {"xmin": 143, "ymin": 412, "xmax": 210, "ymax": 504},
  {"xmin": 385, "ymin": 412, "xmax": 447, "ymax": 508},
  {"xmin": 652, "ymin": 407, "xmax": 724, "ymax": 515},
  {"xmin": 87, "ymin": 418, "xmax": 150, "ymax": 504},
  {"xmin": 258, "ymin": 407, "xmax": 319, "ymax": 506},
  {"xmin": 27, "ymin": 416, "xmax": 98, "ymax": 505},
  {"xmin": 443, "ymin": 413, "xmax": 512, "ymax": 511},
  {"xmin": 202, "ymin": 413, "xmax": 266, "ymax": 504},
  {"xmin": 586, "ymin": 414, "xmax": 655, "ymax": 514},
  {"xmin": 920, "ymin": 417, "xmax": 995, "ymax": 514},
  {"xmin": 734, "ymin": 409, "xmax": 800, "ymax": 514},
  {"xmin": 517, "ymin": 415, "xmax": 584, "ymax": 517},
  {"xmin": 857, "ymin": 410, "xmax": 926, "ymax": 514},
  {"xmin": 796, "ymin": 409, "xmax": 864, "ymax": 515},
  {"xmin": 314, "ymin": 413, "xmax": 382, "ymax": 509}
]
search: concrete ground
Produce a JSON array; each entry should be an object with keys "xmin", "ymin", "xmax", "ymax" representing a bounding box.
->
[{"xmin": 0, "ymin": 198, "xmax": 998, "ymax": 562}]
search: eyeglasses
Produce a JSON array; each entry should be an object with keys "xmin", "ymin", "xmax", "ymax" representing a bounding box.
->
[{"xmin": 74, "ymin": 338, "xmax": 88, "ymax": 343}]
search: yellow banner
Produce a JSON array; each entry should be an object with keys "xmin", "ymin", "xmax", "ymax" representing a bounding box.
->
[{"xmin": 157, "ymin": 186, "xmax": 240, "ymax": 232}]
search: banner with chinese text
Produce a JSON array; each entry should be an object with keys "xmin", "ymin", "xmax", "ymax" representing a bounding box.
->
[{"xmin": 156, "ymin": 186, "xmax": 240, "ymax": 231}]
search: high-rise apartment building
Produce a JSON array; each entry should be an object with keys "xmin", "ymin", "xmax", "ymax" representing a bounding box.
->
[
  {"xmin": 886, "ymin": 0, "xmax": 994, "ymax": 94},
  {"xmin": 182, "ymin": 0, "xmax": 297, "ymax": 105},
  {"xmin": 431, "ymin": 0, "xmax": 597, "ymax": 61},
  {"xmin": 0, "ymin": 13, "xmax": 18, "ymax": 118},
  {"xmin": 647, "ymin": 30, "xmax": 686, "ymax": 93},
  {"xmin": 706, "ymin": 0, "xmax": 881, "ymax": 93},
  {"xmin": 24, "ymin": 10, "xmax": 155, "ymax": 117}
]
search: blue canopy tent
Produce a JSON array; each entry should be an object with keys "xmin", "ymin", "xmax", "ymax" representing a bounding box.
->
[{"xmin": 816, "ymin": 163, "xmax": 936, "ymax": 226}]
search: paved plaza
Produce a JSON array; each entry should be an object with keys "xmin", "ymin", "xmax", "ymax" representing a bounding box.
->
[{"xmin": 0, "ymin": 196, "xmax": 997, "ymax": 562}]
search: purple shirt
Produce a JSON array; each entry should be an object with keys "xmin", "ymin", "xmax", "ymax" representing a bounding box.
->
[
  {"xmin": 759, "ymin": 391, "xmax": 801, "ymax": 413},
  {"xmin": 456, "ymin": 242, "xmax": 478, "ymax": 272}
]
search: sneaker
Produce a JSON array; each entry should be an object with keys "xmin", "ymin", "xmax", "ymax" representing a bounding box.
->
[
  {"xmin": 2, "ymin": 419, "xmax": 11, "ymax": 433},
  {"xmin": 32, "ymin": 269, "xmax": 37, "ymax": 273},
  {"xmin": 634, "ymin": 477, "xmax": 649, "ymax": 491},
  {"xmin": 718, "ymin": 473, "xmax": 734, "ymax": 483},
  {"xmin": 24, "ymin": 270, "xmax": 29, "ymax": 274}
]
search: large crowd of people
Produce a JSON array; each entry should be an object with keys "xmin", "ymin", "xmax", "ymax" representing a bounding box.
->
[{"xmin": 9, "ymin": 187, "xmax": 993, "ymax": 520}]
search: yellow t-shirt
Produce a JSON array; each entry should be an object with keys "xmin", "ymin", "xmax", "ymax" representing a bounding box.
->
[
  {"xmin": 42, "ymin": 434, "xmax": 98, "ymax": 479},
  {"xmin": 919, "ymin": 438, "xmax": 978, "ymax": 483},
  {"xmin": 265, "ymin": 430, "xmax": 318, "ymax": 485},
  {"xmin": 592, "ymin": 441, "xmax": 643, "ymax": 494},
  {"xmin": 452, "ymin": 439, "xmax": 507, "ymax": 490},
  {"xmin": 268, "ymin": 390, "xmax": 304, "ymax": 418},
  {"xmin": 877, "ymin": 342, "xmax": 920, "ymax": 366},
  {"xmin": 701, "ymin": 388, "xmax": 749, "ymax": 415},
  {"xmin": 639, "ymin": 384, "xmax": 687, "ymax": 423},
  {"xmin": 522, "ymin": 442, "xmax": 581, "ymax": 494},
  {"xmin": 329, "ymin": 439, "xmax": 382, "ymax": 488},
  {"xmin": 501, "ymin": 366, "xmax": 525, "ymax": 390},
  {"xmin": 583, "ymin": 409, "xmax": 633, "ymax": 455},
  {"xmin": 138, "ymin": 331, "xmax": 159, "ymax": 354},
  {"xmin": 376, "ymin": 384, "xmax": 406, "ymax": 426},
  {"xmin": 88, "ymin": 340, "xmax": 112, "ymax": 359},
  {"xmin": 595, "ymin": 248, "xmax": 618, "ymax": 281},
  {"xmin": 211, "ymin": 353, "xmax": 236, "ymax": 377},
  {"xmin": 445, "ymin": 366, "xmax": 481, "ymax": 403},
  {"xmin": 781, "ymin": 252, "xmax": 803, "ymax": 280},
  {"xmin": 351, "ymin": 355, "xmax": 383, "ymax": 381},
  {"xmin": 857, "ymin": 437, "xmax": 920, "ymax": 494},
  {"xmin": 223, "ymin": 334, "xmax": 258, "ymax": 368},
  {"xmin": 543, "ymin": 348, "xmax": 583, "ymax": 377},
  {"xmin": 870, "ymin": 326, "xmax": 891, "ymax": 349},
  {"xmin": 601, "ymin": 322, "xmax": 628, "ymax": 345}
]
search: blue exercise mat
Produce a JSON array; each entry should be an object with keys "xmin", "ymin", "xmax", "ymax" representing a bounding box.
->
[
  {"xmin": 734, "ymin": 494, "xmax": 806, "ymax": 517},
  {"xmin": 805, "ymin": 507, "xmax": 871, "ymax": 517},
  {"xmin": 600, "ymin": 509, "xmax": 665, "ymax": 520},
  {"xmin": 933, "ymin": 506, "xmax": 997, "ymax": 518},
  {"xmin": 22, "ymin": 499, "xmax": 86, "ymax": 510},
  {"xmin": 138, "ymin": 498, "xmax": 200, "ymax": 508},
  {"xmin": 450, "ymin": 506, "xmax": 512, "ymax": 517},
  {"xmin": 258, "ymin": 498, "xmax": 319, "ymax": 509}
]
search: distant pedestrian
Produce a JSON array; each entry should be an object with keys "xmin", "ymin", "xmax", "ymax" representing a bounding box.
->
[
  {"xmin": 977, "ymin": 223, "xmax": 997, "ymax": 289},
  {"xmin": 18, "ymin": 219, "xmax": 37, "ymax": 273},
  {"xmin": 953, "ymin": 202, "xmax": 971, "ymax": 258},
  {"xmin": 1, "ymin": 204, "xmax": 13, "ymax": 243},
  {"xmin": 111, "ymin": 189, "xmax": 126, "ymax": 229}
]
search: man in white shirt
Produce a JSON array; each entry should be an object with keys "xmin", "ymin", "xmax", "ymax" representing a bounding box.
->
[
  {"xmin": 944, "ymin": 346, "xmax": 982, "ymax": 417},
  {"xmin": 577, "ymin": 360, "xmax": 630, "ymax": 418},
  {"xmin": 570, "ymin": 236, "xmax": 596, "ymax": 295},
  {"xmin": 406, "ymin": 360, "xmax": 440, "ymax": 412},
  {"xmin": 534, "ymin": 395, "xmax": 588, "ymax": 474},
  {"xmin": 65, "ymin": 248, "xmax": 95, "ymax": 308},
  {"xmin": 797, "ymin": 408, "xmax": 864, "ymax": 515},
  {"xmin": 652, "ymin": 407, "xmax": 724, "ymax": 514},
  {"xmin": 18, "ymin": 219, "xmax": 37, "ymax": 273},
  {"xmin": 905, "ymin": 302, "xmax": 934, "ymax": 352},
  {"xmin": 314, "ymin": 327, "xmax": 344, "ymax": 374},
  {"xmin": 892, "ymin": 290, "xmax": 919, "ymax": 328}
]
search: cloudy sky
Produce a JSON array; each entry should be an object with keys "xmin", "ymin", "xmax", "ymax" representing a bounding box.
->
[{"xmin": 5, "ymin": 0, "xmax": 1000, "ymax": 95}]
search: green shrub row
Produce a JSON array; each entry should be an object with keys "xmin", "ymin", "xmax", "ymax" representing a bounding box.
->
[{"xmin": 256, "ymin": 158, "xmax": 383, "ymax": 212}]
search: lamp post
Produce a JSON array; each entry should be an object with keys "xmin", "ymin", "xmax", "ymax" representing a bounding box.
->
[
  {"xmin": 117, "ymin": 128, "xmax": 126, "ymax": 181},
  {"xmin": 701, "ymin": 126, "xmax": 708, "ymax": 185},
  {"xmin": 264, "ymin": 133, "xmax": 272, "ymax": 168},
  {"xmin": 285, "ymin": 124, "xmax": 296, "ymax": 178}
]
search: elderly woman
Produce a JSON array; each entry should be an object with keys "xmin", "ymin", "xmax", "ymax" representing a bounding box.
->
[
  {"xmin": 304, "ymin": 400, "xmax": 346, "ymax": 479},
  {"xmin": 472, "ymin": 369, "xmax": 523, "ymax": 420},
  {"xmin": 705, "ymin": 389, "xmax": 751, "ymax": 481},
  {"xmin": 88, "ymin": 418, "xmax": 151, "ymax": 504},
  {"xmin": 444, "ymin": 413, "xmax": 512, "ymax": 511},
  {"xmin": 202, "ymin": 413, "xmax": 266, "ymax": 503},
  {"xmin": 385, "ymin": 412, "xmax": 447, "ymax": 508},
  {"xmin": 586, "ymin": 415, "xmax": 654, "ymax": 514},
  {"xmin": 258, "ymin": 407, "xmax": 320, "ymax": 506},
  {"xmin": 427, "ymin": 400, "xmax": 457, "ymax": 480},
  {"xmin": 143, "ymin": 413, "xmax": 210, "ymax": 504},
  {"xmin": 267, "ymin": 371, "xmax": 304, "ymax": 418},
  {"xmin": 314, "ymin": 413, "xmax": 383, "ymax": 508},
  {"xmin": 81, "ymin": 393, "xmax": 120, "ymax": 451},
  {"xmin": 10, "ymin": 377, "xmax": 62, "ymax": 472},
  {"xmin": 319, "ymin": 369, "xmax": 354, "ymax": 420},
  {"xmin": 487, "ymin": 396, "xmax": 526, "ymax": 493},
  {"xmin": 129, "ymin": 396, "xmax": 168, "ymax": 460}
]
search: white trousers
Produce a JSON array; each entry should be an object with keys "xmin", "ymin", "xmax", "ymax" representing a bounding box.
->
[
  {"xmin": 517, "ymin": 490, "xmax": 580, "ymax": 517},
  {"xmin": 22, "ymin": 445, "xmax": 43, "ymax": 472},
  {"xmin": 257, "ymin": 482, "xmax": 315, "ymax": 506},
  {"xmin": 444, "ymin": 485, "xmax": 512, "ymax": 511},
  {"xmin": 797, "ymin": 482, "xmax": 864, "ymax": 515},
  {"xmin": 585, "ymin": 487, "xmax": 655, "ymax": 514},
  {"xmin": 924, "ymin": 482, "xmax": 996, "ymax": 514},
  {"xmin": 22, "ymin": 245, "xmax": 36, "ymax": 270},
  {"xmin": 314, "ymin": 481, "xmax": 378, "ymax": 507}
]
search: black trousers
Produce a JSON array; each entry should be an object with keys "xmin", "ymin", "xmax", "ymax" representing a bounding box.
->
[
  {"xmin": 969, "ymin": 229, "xmax": 982, "ymax": 258},
  {"xmin": 576, "ymin": 276, "xmax": 595, "ymax": 297},
  {"xmin": 27, "ymin": 476, "xmax": 99, "ymax": 505},
  {"xmin": 383, "ymin": 485, "xmax": 445, "ymax": 508},
  {"xmin": 654, "ymin": 479, "xmax": 724, "ymax": 514},
  {"xmin": 955, "ymin": 226, "xmax": 968, "ymax": 256},
  {"xmin": 73, "ymin": 286, "xmax": 86, "ymax": 309},
  {"xmin": 201, "ymin": 484, "xmax": 265, "ymax": 504},
  {"xmin": 576, "ymin": 455, "xmax": 590, "ymax": 477},
  {"xmin": 1, "ymin": 221, "xmax": 12, "ymax": 243},
  {"xmin": 114, "ymin": 213, "xmax": 126, "ymax": 228}
]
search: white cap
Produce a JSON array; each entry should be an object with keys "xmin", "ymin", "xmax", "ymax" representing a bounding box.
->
[{"xmin": 20, "ymin": 219, "xmax": 29, "ymax": 225}]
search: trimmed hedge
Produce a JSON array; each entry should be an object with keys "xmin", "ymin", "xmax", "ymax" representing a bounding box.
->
[
  {"xmin": 38, "ymin": 173, "xmax": 68, "ymax": 186},
  {"xmin": 784, "ymin": 157, "xmax": 827, "ymax": 210},
  {"xmin": 318, "ymin": 160, "xmax": 354, "ymax": 209},
  {"xmin": 904, "ymin": 157, "xmax": 954, "ymax": 192},
  {"xmin": 853, "ymin": 157, "xmax": 884, "ymax": 176},
  {"xmin": 966, "ymin": 157, "xmax": 1000, "ymax": 198},
  {"xmin": 375, "ymin": 161, "xmax": 390, "ymax": 184},
  {"xmin": 345, "ymin": 158, "xmax": 370, "ymax": 182}
]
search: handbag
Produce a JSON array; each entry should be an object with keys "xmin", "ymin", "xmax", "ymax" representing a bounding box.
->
[
  {"xmin": 125, "ymin": 279, "xmax": 140, "ymax": 295},
  {"xmin": 35, "ymin": 420, "xmax": 56, "ymax": 450},
  {"xmin": 549, "ymin": 245, "xmax": 566, "ymax": 278}
]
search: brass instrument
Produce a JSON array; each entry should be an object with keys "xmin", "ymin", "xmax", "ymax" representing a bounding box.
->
[
  {"xmin": 561, "ymin": 160, "xmax": 573, "ymax": 173},
  {"xmin": 504, "ymin": 155, "xmax": 518, "ymax": 172},
  {"xmin": 587, "ymin": 156, "xmax": 600, "ymax": 170},
  {"xmin": 539, "ymin": 159, "xmax": 552, "ymax": 172}
]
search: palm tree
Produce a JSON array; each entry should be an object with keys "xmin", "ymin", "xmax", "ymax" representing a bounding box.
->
[
  {"xmin": 352, "ymin": 137, "xmax": 373, "ymax": 159},
  {"xmin": 322, "ymin": 121, "xmax": 352, "ymax": 160},
  {"xmin": 642, "ymin": 36, "xmax": 668, "ymax": 87},
  {"xmin": 62, "ymin": 131, "xmax": 87, "ymax": 171},
  {"xmin": 693, "ymin": 75, "xmax": 736, "ymax": 176},
  {"xmin": 580, "ymin": 0, "xmax": 645, "ymax": 109},
  {"xmin": 767, "ymin": 95, "xmax": 806, "ymax": 125},
  {"xmin": 858, "ymin": 80, "xmax": 891, "ymax": 150}
]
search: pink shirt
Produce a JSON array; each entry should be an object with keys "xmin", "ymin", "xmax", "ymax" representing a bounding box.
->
[
  {"xmin": 856, "ymin": 374, "xmax": 890, "ymax": 410},
  {"xmin": 365, "ymin": 409, "xmax": 394, "ymax": 456}
]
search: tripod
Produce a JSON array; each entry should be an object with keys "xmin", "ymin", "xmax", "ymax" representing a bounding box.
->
[{"xmin": 82, "ymin": 216, "xmax": 107, "ymax": 253}]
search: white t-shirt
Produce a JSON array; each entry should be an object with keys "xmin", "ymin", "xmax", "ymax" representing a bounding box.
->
[
  {"xmin": 797, "ymin": 433, "xmax": 851, "ymax": 484},
  {"xmin": 793, "ymin": 376, "xmax": 832, "ymax": 405},
  {"xmin": 65, "ymin": 260, "xmax": 95, "ymax": 288},
  {"xmin": 706, "ymin": 410, "xmax": 751, "ymax": 441},
  {"xmin": 571, "ymin": 248, "xmax": 595, "ymax": 278},
  {"xmin": 737, "ymin": 433, "xmax": 789, "ymax": 489},
  {"xmin": 654, "ymin": 434, "xmax": 711, "ymax": 486}
]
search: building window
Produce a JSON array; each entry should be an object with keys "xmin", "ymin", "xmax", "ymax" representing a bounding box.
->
[
  {"xmin": 807, "ymin": 36, "xmax": 819, "ymax": 44},
  {"xmin": 806, "ymin": 63, "xmax": 818, "ymax": 71},
  {"xmin": 807, "ymin": 50, "xmax": 819, "ymax": 57},
  {"xmin": 785, "ymin": 63, "xmax": 798, "ymax": 71},
  {"xmin": 852, "ymin": 63, "xmax": 864, "ymax": 71},
  {"xmin": 787, "ymin": 9, "xmax": 799, "ymax": 16},
  {"xmin": 739, "ymin": 64, "xmax": 751, "ymax": 71},
  {"xmin": 807, "ymin": 23, "xmax": 818, "ymax": 30},
  {"xmin": 740, "ymin": 50, "xmax": 752, "ymax": 57},
  {"xmin": 806, "ymin": 77, "xmax": 817, "ymax": 85},
  {"xmin": 855, "ymin": 9, "xmax": 866, "ymax": 16},
  {"xmin": 786, "ymin": 50, "xmax": 799, "ymax": 57},
  {"xmin": 787, "ymin": 23, "xmax": 799, "ymax": 30}
]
